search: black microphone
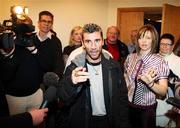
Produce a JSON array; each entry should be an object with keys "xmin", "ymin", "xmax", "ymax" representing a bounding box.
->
[
  {"xmin": 43, "ymin": 72, "xmax": 59, "ymax": 88},
  {"xmin": 39, "ymin": 86, "xmax": 57, "ymax": 109},
  {"xmin": 40, "ymin": 72, "xmax": 59, "ymax": 109}
]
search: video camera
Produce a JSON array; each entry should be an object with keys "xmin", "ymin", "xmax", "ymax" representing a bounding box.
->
[{"xmin": 0, "ymin": 6, "xmax": 35, "ymax": 53}]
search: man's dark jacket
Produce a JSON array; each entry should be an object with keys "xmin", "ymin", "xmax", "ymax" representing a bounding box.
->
[
  {"xmin": 57, "ymin": 50, "xmax": 130, "ymax": 128},
  {"xmin": 103, "ymin": 39, "xmax": 129, "ymax": 66},
  {"xmin": 0, "ymin": 112, "xmax": 33, "ymax": 128}
]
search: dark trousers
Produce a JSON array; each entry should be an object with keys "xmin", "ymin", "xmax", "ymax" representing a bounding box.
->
[
  {"xmin": 90, "ymin": 115, "xmax": 110, "ymax": 128},
  {"xmin": 0, "ymin": 91, "xmax": 9, "ymax": 117},
  {"xmin": 0, "ymin": 81, "xmax": 9, "ymax": 117},
  {"xmin": 129, "ymin": 103, "xmax": 157, "ymax": 128}
]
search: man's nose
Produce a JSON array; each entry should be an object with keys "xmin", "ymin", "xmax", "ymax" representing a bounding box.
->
[{"xmin": 91, "ymin": 42, "xmax": 97, "ymax": 48}]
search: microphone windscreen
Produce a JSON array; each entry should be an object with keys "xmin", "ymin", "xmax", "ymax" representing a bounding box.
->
[
  {"xmin": 43, "ymin": 72, "xmax": 59, "ymax": 87},
  {"xmin": 44, "ymin": 86, "xmax": 57, "ymax": 102}
]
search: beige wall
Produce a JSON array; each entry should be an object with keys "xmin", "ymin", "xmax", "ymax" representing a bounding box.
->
[
  {"xmin": 0, "ymin": 0, "xmax": 180, "ymax": 48},
  {"xmin": 0, "ymin": 0, "xmax": 27, "ymax": 21},
  {"xmin": 27, "ymin": 0, "xmax": 108, "ymax": 48}
]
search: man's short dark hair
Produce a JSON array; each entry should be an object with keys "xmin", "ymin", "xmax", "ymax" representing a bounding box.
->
[
  {"xmin": 39, "ymin": 11, "xmax": 54, "ymax": 21},
  {"xmin": 160, "ymin": 33, "xmax": 175, "ymax": 45},
  {"xmin": 82, "ymin": 23, "xmax": 103, "ymax": 39}
]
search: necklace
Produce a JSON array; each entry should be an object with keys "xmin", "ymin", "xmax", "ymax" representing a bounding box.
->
[
  {"xmin": 86, "ymin": 60, "xmax": 101, "ymax": 75},
  {"xmin": 92, "ymin": 64, "xmax": 101, "ymax": 75}
]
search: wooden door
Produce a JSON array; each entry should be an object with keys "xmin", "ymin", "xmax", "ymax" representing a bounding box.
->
[
  {"xmin": 117, "ymin": 7, "xmax": 162, "ymax": 45},
  {"xmin": 161, "ymin": 4, "xmax": 180, "ymax": 42},
  {"xmin": 117, "ymin": 11, "xmax": 144, "ymax": 45}
]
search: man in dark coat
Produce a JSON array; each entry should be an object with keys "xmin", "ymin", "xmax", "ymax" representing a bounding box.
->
[{"xmin": 57, "ymin": 23, "xmax": 130, "ymax": 128}]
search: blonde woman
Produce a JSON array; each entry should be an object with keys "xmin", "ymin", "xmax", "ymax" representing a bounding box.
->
[
  {"xmin": 63, "ymin": 26, "xmax": 82, "ymax": 64},
  {"xmin": 124, "ymin": 24, "xmax": 169, "ymax": 128}
]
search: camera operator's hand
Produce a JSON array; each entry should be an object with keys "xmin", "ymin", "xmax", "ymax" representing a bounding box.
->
[
  {"xmin": 172, "ymin": 107, "xmax": 180, "ymax": 114},
  {"xmin": 0, "ymin": 31, "xmax": 15, "ymax": 56},
  {"xmin": 0, "ymin": 45, "xmax": 15, "ymax": 58}
]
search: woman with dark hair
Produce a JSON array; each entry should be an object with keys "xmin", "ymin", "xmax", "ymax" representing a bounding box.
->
[{"xmin": 124, "ymin": 24, "xmax": 169, "ymax": 128}]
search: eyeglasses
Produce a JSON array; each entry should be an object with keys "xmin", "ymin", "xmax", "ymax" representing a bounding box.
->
[
  {"xmin": 40, "ymin": 20, "xmax": 52, "ymax": 24},
  {"xmin": 160, "ymin": 43, "xmax": 173, "ymax": 46}
]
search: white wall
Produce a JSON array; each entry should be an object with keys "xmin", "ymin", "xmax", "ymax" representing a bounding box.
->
[{"xmin": 1, "ymin": 0, "xmax": 180, "ymax": 49}]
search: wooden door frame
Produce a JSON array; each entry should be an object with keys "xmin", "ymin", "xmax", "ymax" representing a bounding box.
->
[
  {"xmin": 161, "ymin": 4, "xmax": 180, "ymax": 42},
  {"xmin": 117, "ymin": 7, "xmax": 162, "ymax": 30}
]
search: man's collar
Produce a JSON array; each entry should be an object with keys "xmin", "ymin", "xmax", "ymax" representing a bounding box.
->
[
  {"xmin": 159, "ymin": 51, "xmax": 172, "ymax": 58},
  {"xmin": 36, "ymin": 31, "xmax": 52, "ymax": 42}
]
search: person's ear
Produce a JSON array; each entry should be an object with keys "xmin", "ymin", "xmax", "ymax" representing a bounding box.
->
[
  {"xmin": 82, "ymin": 41, "xmax": 85, "ymax": 49},
  {"xmin": 102, "ymin": 39, "xmax": 104, "ymax": 45}
]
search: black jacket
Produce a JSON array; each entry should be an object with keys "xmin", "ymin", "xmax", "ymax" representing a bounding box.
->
[
  {"xmin": 57, "ymin": 50, "xmax": 130, "ymax": 128},
  {"xmin": 34, "ymin": 34, "xmax": 64, "ymax": 77},
  {"xmin": 103, "ymin": 39, "xmax": 129, "ymax": 66},
  {"xmin": 0, "ymin": 45, "xmax": 42, "ymax": 96},
  {"xmin": 0, "ymin": 112, "xmax": 33, "ymax": 128},
  {"xmin": 0, "ymin": 34, "xmax": 64, "ymax": 96}
]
